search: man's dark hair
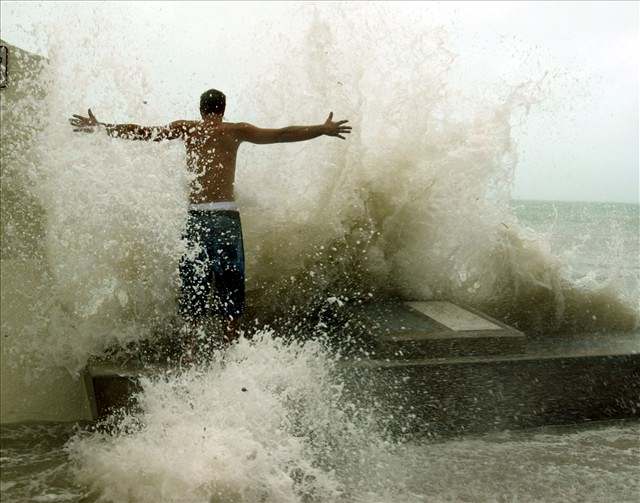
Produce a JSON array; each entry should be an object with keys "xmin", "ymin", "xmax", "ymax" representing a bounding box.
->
[{"xmin": 200, "ymin": 89, "xmax": 226, "ymax": 116}]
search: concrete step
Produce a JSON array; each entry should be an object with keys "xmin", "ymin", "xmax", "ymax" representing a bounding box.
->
[
  {"xmin": 85, "ymin": 333, "xmax": 640, "ymax": 436},
  {"xmin": 341, "ymin": 331, "xmax": 640, "ymax": 437},
  {"xmin": 82, "ymin": 302, "xmax": 639, "ymax": 438}
]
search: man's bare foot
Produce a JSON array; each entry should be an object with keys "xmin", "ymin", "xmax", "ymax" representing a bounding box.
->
[
  {"xmin": 223, "ymin": 318, "xmax": 241, "ymax": 344},
  {"xmin": 179, "ymin": 348, "xmax": 196, "ymax": 367},
  {"xmin": 179, "ymin": 321, "xmax": 204, "ymax": 365}
]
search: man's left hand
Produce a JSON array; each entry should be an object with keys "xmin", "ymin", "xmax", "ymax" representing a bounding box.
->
[{"xmin": 69, "ymin": 108, "xmax": 100, "ymax": 132}]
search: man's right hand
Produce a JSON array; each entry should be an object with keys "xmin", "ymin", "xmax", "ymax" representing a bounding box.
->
[
  {"xmin": 69, "ymin": 109, "xmax": 101, "ymax": 133},
  {"xmin": 323, "ymin": 112, "xmax": 352, "ymax": 140}
]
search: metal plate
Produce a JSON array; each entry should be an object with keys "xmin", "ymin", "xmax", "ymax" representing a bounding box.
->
[{"xmin": 405, "ymin": 301, "xmax": 501, "ymax": 331}]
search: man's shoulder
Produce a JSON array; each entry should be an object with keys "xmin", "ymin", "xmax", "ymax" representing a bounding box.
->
[
  {"xmin": 222, "ymin": 122, "xmax": 255, "ymax": 141},
  {"xmin": 223, "ymin": 121, "xmax": 252, "ymax": 129},
  {"xmin": 169, "ymin": 119, "xmax": 199, "ymax": 130}
]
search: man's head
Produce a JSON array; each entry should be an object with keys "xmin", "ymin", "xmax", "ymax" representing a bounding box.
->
[{"xmin": 200, "ymin": 89, "xmax": 226, "ymax": 118}]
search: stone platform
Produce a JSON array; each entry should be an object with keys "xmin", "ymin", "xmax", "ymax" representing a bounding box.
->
[
  {"xmin": 84, "ymin": 301, "xmax": 640, "ymax": 437},
  {"xmin": 341, "ymin": 330, "xmax": 640, "ymax": 437}
]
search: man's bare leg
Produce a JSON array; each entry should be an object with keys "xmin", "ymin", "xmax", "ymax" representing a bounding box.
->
[
  {"xmin": 224, "ymin": 317, "xmax": 241, "ymax": 344},
  {"xmin": 179, "ymin": 318, "xmax": 206, "ymax": 365}
]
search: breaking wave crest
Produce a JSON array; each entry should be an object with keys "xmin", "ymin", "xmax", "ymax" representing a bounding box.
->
[
  {"xmin": 1, "ymin": 4, "xmax": 637, "ymax": 371},
  {"xmin": 67, "ymin": 333, "xmax": 386, "ymax": 503}
]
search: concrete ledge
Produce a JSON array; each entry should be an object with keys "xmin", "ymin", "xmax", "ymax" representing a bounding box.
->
[
  {"xmin": 85, "ymin": 333, "xmax": 640, "ymax": 437},
  {"xmin": 341, "ymin": 340, "xmax": 640, "ymax": 437},
  {"xmin": 84, "ymin": 362, "xmax": 168, "ymax": 420},
  {"xmin": 83, "ymin": 301, "xmax": 639, "ymax": 437},
  {"xmin": 379, "ymin": 328, "xmax": 525, "ymax": 358}
]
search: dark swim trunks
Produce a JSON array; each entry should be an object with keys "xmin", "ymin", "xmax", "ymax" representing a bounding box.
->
[{"xmin": 178, "ymin": 210, "xmax": 245, "ymax": 322}]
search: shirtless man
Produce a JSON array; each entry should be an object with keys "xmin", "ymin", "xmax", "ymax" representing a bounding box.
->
[{"xmin": 69, "ymin": 89, "xmax": 352, "ymax": 351}]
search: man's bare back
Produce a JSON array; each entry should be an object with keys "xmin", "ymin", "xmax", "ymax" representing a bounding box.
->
[{"xmin": 181, "ymin": 120, "xmax": 243, "ymax": 204}]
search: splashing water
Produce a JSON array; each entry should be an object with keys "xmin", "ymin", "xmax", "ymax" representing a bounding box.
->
[
  {"xmin": 31, "ymin": 332, "xmax": 634, "ymax": 503},
  {"xmin": 67, "ymin": 333, "xmax": 382, "ymax": 503},
  {"xmin": 2, "ymin": 5, "xmax": 639, "ymax": 502},
  {"xmin": 4, "ymin": 415, "xmax": 639, "ymax": 503},
  {"xmin": 1, "ymin": 6, "xmax": 637, "ymax": 363}
]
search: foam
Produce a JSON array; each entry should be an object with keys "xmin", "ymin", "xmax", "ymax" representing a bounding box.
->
[{"xmin": 0, "ymin": 5, "xmax": 637, "ymax": 373}]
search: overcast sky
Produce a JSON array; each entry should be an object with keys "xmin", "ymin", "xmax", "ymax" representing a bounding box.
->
[{"xmin": 1, "ymin": 1, "xmax": 638, "ymax": 204}]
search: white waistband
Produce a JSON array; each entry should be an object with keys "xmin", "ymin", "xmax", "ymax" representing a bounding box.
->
[{"xmin": 190, "ymin": 201, "xmax": 238, "ymax": 212}]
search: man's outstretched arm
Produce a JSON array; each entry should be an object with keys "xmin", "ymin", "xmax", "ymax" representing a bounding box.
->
[
  {"xmin": 69, "ymin": 109, "xmax": 189, "ymax": 141},
  {"xmin": 236, "ymin": 112, "xmax": 351, "ymax": 144}
]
